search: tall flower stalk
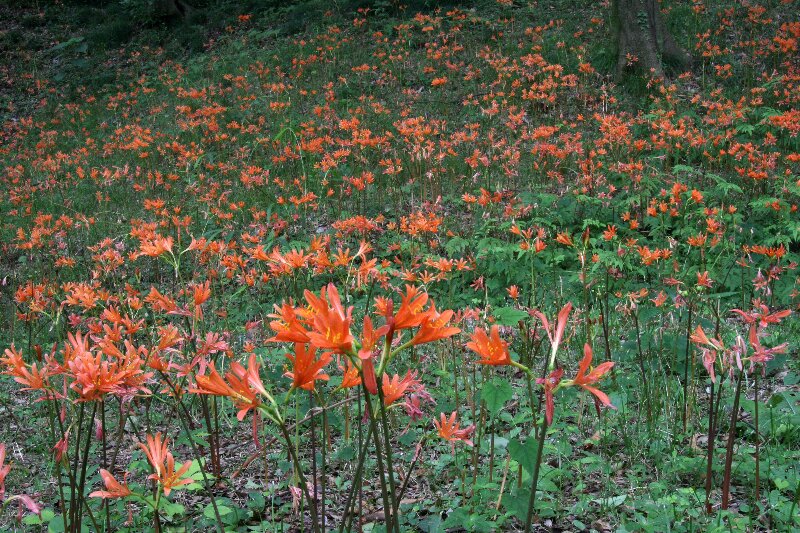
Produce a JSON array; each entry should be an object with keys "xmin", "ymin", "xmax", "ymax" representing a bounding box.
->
[
  {"xmin": 191, "ymin": 283, "xmax": 461, "ymax": 532},
  {"xmin": 466, "ymin": 302, "xmax": 614, "ymax": 532}
]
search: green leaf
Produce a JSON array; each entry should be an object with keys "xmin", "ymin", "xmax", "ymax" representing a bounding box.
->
[
  {"xmin": 205, "ymin": 504, "xmax": 231, "ymax": 520},
  {"xmin": 23, "ymin": 508, "xmax": 55, "ymax": 525},
  {"xmin": 444, "ymin": 236, "xmax": 469, "ymax": 255},
  {"xmin": 482, "ymin": 377, "xmax": 513, "ymax": 415},
  {"xmin": 48, "ymin": 515, "xmax": 65, "ymax": 533},
  {"xmin": 182, "ymin": 459, "xmax": 205, "ymax": 490},
  {"xmin": 442, "ymin": 508, "xmax": 495, "ymax": 532},
  {"xmin": 161, "ymin": 501, "xmax": 185, "ymax": 519},
  {"xmin": 593, "ymin": 494, "xmax": 627, "ymax": 507},
  {"xmin": 247, "ymin": 491, "xmax": 266, "ymax": 510},
  {"xmin": 502, "ymin": 486, "xmax": 530, "ymax": 518},
  {"xmin": 502, "ymin": 486, "xmax": 554, "ymax": 519},
  {"xmin": 398, "ymin": 428, "xmax": 419, "ymax": 446},
  {"xmin": 442, "ymin": 508, "xmax": 469, "ymax": 529},
  {"xmin": 335, "ymin": 443, "xmax": 357, "ymax": 462},
  {"xmin": 508, "ymin": 436, "xmax": 539, "ymax": 474},
  {"xmin": 493, "ymin": 306, "xmax": 528, "ymax": 325},
  {"xmin": 50, "ymin": 36, "xmax": 85, "ymax": 52},
  {"xmin": 773, "ymin": 478, "xmax": 790, "ymax": 491},
  {"xmin": 417, "ymin": 515, "xmax": 444, "ymax": 532},
  {"xmin": 672, "ymin": 164, "xmax": 695, "ymax": 174},
  {"xmin": 767, "ymin": 394, "xmax": 785, "ymax": 408},
  {"xmin": 708, "ymin": 173, "xmax": 743, "ymax": 195},
  {"xmin": 705, "ymin": 291, "xmax": 739, "ymax": 300}
]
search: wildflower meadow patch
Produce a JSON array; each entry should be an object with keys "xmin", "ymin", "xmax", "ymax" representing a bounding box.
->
[{"xmin": 0, "ymin": 0, "xmax": 799, "ymax": 530}]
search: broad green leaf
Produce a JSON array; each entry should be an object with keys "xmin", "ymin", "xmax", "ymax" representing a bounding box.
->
[
  {"xmin": 482, "ymin": 377, "xmax": 513, "ymax": 415},
  {"xmin": 161, "ymin": 501, "xmax": 185, "ymax": 519},
  {"xmin": 48, "ymin": 515, "xmax": 65, "ymax": 533},
  {"xmin": 708, "ymin": 173, "xmax": 743, "ymax": 195},
  {"xmin": 672, "ymin": 164, "xmax": 695, "ymax": 174},
  {"xmin": 23, "ymin": 508, "xmax": 54, "ymax": 525},
  {"xmin": 51, "ymin": 37, "xmax": 85, "ymax": 52},
  {"xmin": 247, "ymin": 491, "xmax": 266, "ymax": 510},
  {"xmin": 205, "ymin": 504, "xmax": 231, "ymax": 520},
  {"xmin": 508, "ymin": 436, "xmax": 539, "ymax": 475},
  {"xmin": 593, "ymin": 495, "xmax": 627, "ymax": 507},
  {"xmin": 493, "ymin": 306, "xmax": 528, "ymax": 325}
]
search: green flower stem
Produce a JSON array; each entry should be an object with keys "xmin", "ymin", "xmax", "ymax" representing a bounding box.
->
[
  {"xmin": 511, "ymin": 359, "xmax": 532, "ymax": 374},
  {"xmin": 360, "ymin": 382, "xmax": 393, "ymax": 532},
  {"xmin": 338, "ymin": 416, "xmax": 375, "ymax": 533},
  {"xmin": 377, "ymin": 386, "xmax": 401, "ymax": 533},
  {"xmin": 74, "ymin": 401, "xmax": 98, "ymax": 533},
  {"xmin": 523, "ymin": 412, "xmax": 549, "ymax": 533},
  {"xmin": 68, "ymin": 401, "xmax": 85, "ymax": 533},
  {"xmin": 721, "ymin": 368, "xmax": 745, "ymax": 510},
  {"xmin": 313, "ymin": 390, "xmax": 328, "ymax": 532},
  {"xmin": 278, "ymin": 420, "xmax": 322, "ymax": 533},
  {"xmin": 159, "ymin": 372, "xmax": 225, "ymax": 533}
]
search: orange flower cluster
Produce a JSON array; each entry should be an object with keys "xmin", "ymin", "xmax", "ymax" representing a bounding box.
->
[
  {"xmin": 2, "ymin": 329, "xmax": 154, "ymax": 403},
  {"xmin": 466, "ymin": 303, "xmax": 614, "ymax": 424},
  {"xmin": 267, "ymin": 283, "xmax": 459, "ymax": 403},
  {"xmin": 137, "ymin": 433, "xmax": 194, "ymax": 496}
]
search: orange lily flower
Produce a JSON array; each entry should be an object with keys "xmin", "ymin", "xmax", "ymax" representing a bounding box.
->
[
  {"xmin": 466, "ymin": 326, "xmax": 511, "ymax": 366},
  {"xmin": 138, "ymin": 432, "xmax": 169, "ymax": 479},
  {"xmin": 305, "ymin": 284, "xmax": 354, "ymax": 353},
  {"xmin": 732, "ymin": 303, "xmax": 792, "ymax": 328},
  {"xmin": 157, "ymin": 452, "xmax": 193, "ymax": 497},
  {"xmin": 144, "ymin": 287, "xmax": 180, "ymax": 314},
  {"xmin": 192, "ymin": 280, "xmax": 211, "ymax": 322},
  {"xmin": 154, "ymin": 324, "xmax": 182, "ymax": 354},
  {"xmin": 137, "ymin": 433, "xmax": 193, "ymax": 497},
  {"xmin": 391, "ymin": 285, "xmax": 431, "ymax": 331},
  {"xmin": 569, "ymin": 344, "xmax": 615, "ymax": 409},
  {"xmin": 284, "ymin": 343, "xmax": 332, "ymax": 391},
  {"xmin": 192, "ymin": 365, "xmax": 237, "ymax": 398},
  {"xmin": 506, "ymin": 285, "xmax": 520, "ymax": 300},
  {"xmin": 221, "ymin": 362, "xmax": 262, "ymax": 420},
  {"xmin": 434, "ymin": 412, "xmax": 475, "ymax": 447},
  {"xmin": 382, "ymin": 371, "xmax": 420, "ymax": 406},
  {"xmin": 696, "ymin": 271, "xmax": 713, "ymax": 288},
  {"xmin": 67, "ymin": 350, "xmax": 129, "ymax": 402},
  {"xmin": 139, "ymin": 236, "xmax": 174, "ymax": 258},
  {"xmin": 689, "ymin": 325, "xmax": 724, "ymax": 351},
  {"xmin": 748, "ymin": 325, "xmax": 788, "ymax": 365},
  {"xmin": 191, "ymin": 362, "xmax": 261, "ymax": 420},
  {"xmin": 268, "ymin": 302, "xmax": 311, "ymax": 344},
  {"xmin": 358, "ymin": 316, "xmax": 388, "ymax": 359},
  {"xmin": 1, "ymin": 347, "xmax": 51, "ymax": 399},
  {"xmin": 89, "ymin": 469, "xmax": 132, "ymax": 499},
  {"xmin": 53, "ymin": 431, "xmax": 69, "ymax": 464},
  {"xmin": 555, "ymin": 232, "xmax": 574, "ymax": 247},
  {"xmin": 243, "ymin": 353, "xmax": 269, "ymax": 398},
  {"xmin": 338, "ymin": 358, "xmax": 362, "ymax": 389},
  {"xmin": 410, "ymin": 305, "xmax": 460, "ymax": 346},
  {"xmin": 689, "ymin": 325, "xmax": 725, "ymax": 382},
  {"xmin": 374, "ymin": 296, "xmax": 394, "ymax": 318}
]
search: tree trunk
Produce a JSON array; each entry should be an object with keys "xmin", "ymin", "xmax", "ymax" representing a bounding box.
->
[
  {"xmin": 156, "ymin": 0, "xmax": 193, "ymax": 19},
  {"xmin": 613, "ymin": 0, "xmax": 692, "ymax": 79}
]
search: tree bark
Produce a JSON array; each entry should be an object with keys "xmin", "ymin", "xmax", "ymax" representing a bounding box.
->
[
  {"xmin": 613, "ymin": 0, "xmax": 692, "ymax": 79},
  {"xmin": 156, "ymin": 0, "xmax": 193, "ymax": 19}
]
